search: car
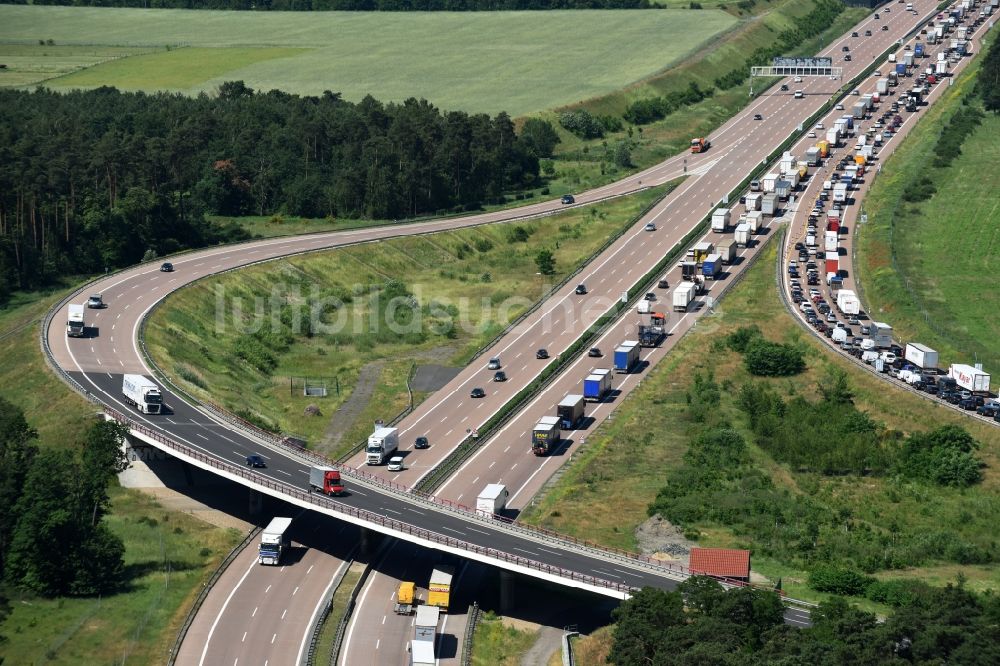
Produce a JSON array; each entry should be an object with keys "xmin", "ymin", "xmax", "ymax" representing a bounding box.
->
[
  {"xmin": 414, "ymin": 436, "xmax": 429, "ymax": 449},
  {"xmin": 493, "ymin": 370, "xmax": 507, "ymax": 382},
  {"xmin": 470, "ymin": 387, "xmax": 486, "ymax": 398},
  {"xmin": 644, "ymin": 292, "xmax": 656, "ymax": 301},
  {"xmin": 844, "ymin": 55, "xmax": 852, "ymax": 62},
  {"xmin": 959, "ymin": 398, "xmax": 978, "ymax": 411},
  {"xmin": 588, "ymin": 347, "xmax": 603, "ymax": 358},
  {"xmin": 644, "ymin": 222, "xmax": 656, "ymax": 232},
  {"xmin": 794, "ymin": 91, "xmax": 804, "ymax": 99},
  {"xmin": 849, "ymin": 317, "xmax": 860, "ymax": 326},
  {"xmin": 754, "ymin": 113, "xmax": 764, "ymax": 120},
  {"xmin": 815, "ymin": 122, "xmax": 824, "ymax": 130},
  {"xmin": 976, "ymin": 404, "xmax": 1000, "ymax": 417},
  {"xmin": 874, "ymin": 12, "xmax": 880, "ymax": 18},
  {"xmin": 835, "ymin": 103, "xmax": 844, "ymax": 110},
  {"xmin": 536, "ymin": 348, "xmax": 549, "ymax": 359},
  {"xmin": 808, "ymin": 131, "xmax": 817, "ymax": 138},
  {"xmin": 794, "ymin": 242, "xmax": 805, "ymax": 251},
  {"xmin": 865, "ymin": 30, "xmax": 872, "ymax": 36},
  {"xmin": 780, "ymin": 84, "xmax": 789, "ymax": 91},
  {"xmin": 561, "ymin": 194, "xmax": 575, "ymax": 204},
  {"xmin": 86, "ymin": 294, "xmax": 106, "ymax": 309},
  {"xmin": 246, "ymin": 454, "xmax": 266, "ymax": 468},
  {"xmin": 826, "ymin": 313, "xmax": 837, "ymax": 323},
  {"xmin": 487, "ymin": 357, "xmax": 502, "ymax": 369},
  {"xmin": 794, "ymin": 76, "xmax": 803, "ymax": 83},
  {"xmin": 160, "ymin": 262, "xmax": 174, "ymax": 272},
  {"xmin": 750, "ymin": 180, "xmax": 761, "ymax": 192},
  {"xmin": 387, "ymin": 456, "xmax": 405, "ymax": 472},
  {"xmin": 842, "ymin": 45, "xmax": 850, "ymax": 52},
  {"xmin": 575, "ymin": 284, "xmax": 588, "ymax": 295},
  {"xmin": 882, "ymin": 25, "xmax": 890, "ymax": 31},
  {"xmin": 874, "ymin": 121, "xmax": 883, "ymax": 129},
  {"xmin": 852, "ymin": 31, "xmax": 859, "ymax": 37},
  {"xmin": 657, "ymin": 278, "xmax": 670, "ymax": 289},
  {"xmin": 883, "ymin": 130, "xmax": 894, "ymax": 138}
]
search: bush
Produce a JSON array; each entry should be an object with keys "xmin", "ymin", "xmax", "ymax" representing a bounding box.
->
[
  {"xmin": 808, "ymin": 566, "xmax": 875, "ymax": 596},
  {"xmin": 743, "ymin": 339, "xmax": 805, "ymax": 376},
  {"xmin": 895, "ymin": 425, "xmax": 983, "ymax": 487},
  {"xmin": 725, "ymin": 325, "xmax": 763, "ymax": 353}
]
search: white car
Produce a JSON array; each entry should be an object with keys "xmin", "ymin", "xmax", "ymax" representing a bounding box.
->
[
  {"xmin": 794, "ymin": 76, "xmax": 803, "ymax": 83},
  {"xmin": 808, "ymin": 131, "xmax": 817, "ymax": 138},
  {"xmin": 487, "ymin": 357, "xmax": 501, "ymax": 369},
  {"xmin": 644, "ymin": 222, "xmax": 656, "ymax": 232},
  {"xmin": 815, "ymin": 123, "xmax": 824, "ymax": 130},
  {"xmin": 835, "ymin": 103, "xmax": 844, "ymax": 110}
]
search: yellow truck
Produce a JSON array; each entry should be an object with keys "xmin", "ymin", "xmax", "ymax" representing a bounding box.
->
[
  {"xmin": 426, "ymin": 566, "xmax": 454, "ymax": 612},
  {"xmin": 394, "ymin": 581, "xmax": 417, "ymax": 614}
]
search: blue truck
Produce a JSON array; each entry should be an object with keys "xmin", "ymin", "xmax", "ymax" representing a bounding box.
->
[
  {"xmin": 701, "ymin": 254, "xmax": 722, "ymax": 280},
  {"xmin": 914, "ymin": 43, "xmax": 924, "ymax": 58},
  {"xmin": 895, "ymin": 62, "xmax": 907, "ymax": 77},
  {"xmin": 583, "ymin": 370, "xmax": 612, "ymax": 402},
  {"xmin": 840, "ymin": 115, "xmax": 854, "ymax": 130},
  {"xmin": 613, "ymin": 341, "xmax": 640, "ymax": 374}
]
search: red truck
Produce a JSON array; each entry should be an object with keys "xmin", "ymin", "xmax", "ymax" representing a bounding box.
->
[{"xmin": 309, "ymin": 466, "xmax": 345, "ymax": 496}]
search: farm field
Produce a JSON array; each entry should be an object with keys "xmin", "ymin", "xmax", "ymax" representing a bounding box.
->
[
  {"xmin": 0, "ymin": 43, "xmax": 154, "ymax": 88},
  {"xmin": 856, "ymin": 55, "xmax": 1000, "ymax": 374},
  {"xmin": 0, "ymin": 5, "xmax": 737, "ymax": 115}
]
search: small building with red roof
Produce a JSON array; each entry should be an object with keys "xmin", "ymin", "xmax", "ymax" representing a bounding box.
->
[{"xmin": 688, "ymin": 548, "xmax": 751, "ymax": 582}]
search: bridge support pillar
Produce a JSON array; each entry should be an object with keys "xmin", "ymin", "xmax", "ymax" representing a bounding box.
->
[
  {"xmin": 359, "ymin": 527, "xmax": 375, "ymax": 557},
  {"xmin": 499, "ymin": 570, "xmax": 515, "ymax": 614},
  {"xmin": 247, "ymin": 489, "xmax": 263, "ymax": 516}
]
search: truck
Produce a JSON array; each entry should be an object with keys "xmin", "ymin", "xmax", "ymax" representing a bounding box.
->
[
  {"xmin": 904, "ymin": 343, "xmax": 939, "ymax": 370},
  {"xmin": 67, "ymin": 303, "xmax": 85, "ymax": 337},
  {"xmin": 761, "ymin": 193, "xmax": 779, "ymax": 216},
  {"xmin": 583, "ymin": 370, "xmax": 612, "ymax": 402},
  {"xmin": 711, "ymin": 208, "xmax": 731, "ymax": 233},
  {"xmin": 950, "ymin": 364, "xmax": 991, "ymax": 393},
  {"xmin": 259, "ymin": 517, "xmax": 292, "ymax": 566},
  {"xmin": 410, "ymin": 640, "xmax": 436, "ymax": 666},
  {"xmin": 915, "ymin": 43, "xmax": 925, "ymax": 58},
  {"xmin": 366, "ymin": 426, "xmax": 399, "ymax": 465},
  {"xmin": 903, "ymin": 51, "xmax": 914, "ymax": 67},
  {"xmin": 745, "ymin": 211, "xmax": 763, "ymax": 234},
  {"xmin": 427, "ymin": 566, "xmax": 454, "ymax": 611},
  {"xmin": 936, "ymin": 60, "xmax": 949, "ymax": 75},
  {"xmin": 557, "ymin": 394, "xmax": 586, "ymax": 429},
  {"xmin": 824, "ymin": 230, "xmax": 838, "ymax": 252},
  {"xmin": 775, "ymin": 179, "xmax": 791, "ymax": 200},
  {"xmin": 638, "ymin": 312, "xmax": 667, "ymax": 348},
  {"xmin": 876, "ymin": 78, "xmax": 889, "ymax": 94},
  {"xmin": 717, "ymin": 240, "xmax": 737, "ymax": 265},
  {"xmin": 614, "ymin": 341, "xmax": 640, "ymax": 374},
  {"xmin": 833, "ymin": 183, "xmax": 848, "ymax": 203},
  {"xmin": 672, "ymin": 281, "xmax": 697, "ymax": 312},
  {"xmin": 745, "ymin": 192, "xmax": 762, "ymax": 211},
  {"xmin": 896, "ymin": 62, "xmax": 907, "ymax": 77},
  {"xmin": 637, "ymin": 299, "xmax": 652, "ymax": 315},
  {"xmin": 690, "ymin": 137, "xmax": 710, "ymax": 153},
  {"xmin": 805, "ymin": 146, "xmax": 821, "ymax": 166},
  {"xmin": 852, "ymin": 102, "xmax": 865, "ymax": 120},
  {"xmin": 824, "ymin": 251, "xmax": 839, "ymax": 276},
  {"xmin": 734, "ymin": 222, "xmax": 751, "ymax": 248},
  {"xmin": 394, "ymin": 581, "xmax": 417, "ymax": 614},
  {"xmin": 691, "ymin": 242, "xmax": 714, "ymax": 264},
  {"xmin": 476, "ymin": 483, "xmax": 509, "ymax": 516},
  {"xmin": 871, "ymin": 322, "xmax": 894, "ymax": 349},
  {"xmin": 532, "ymin": 416, "xmax": 561, "ymax": 455},
  {"xmin": 309, "ymin": 466, "xmax": 345, "ymax": 496},
  {"xmin": 122, "ymin": 374, "xmax": 163, "ymax": 414},
  {"xmin": 681, "ymin": 261, "xmax": 699, "ymax": 281},
  {"xmin": 836, "ymin": 289, "xmax": 861, "ymax": 316},
  {"xmin": 414, "ymin": 605, "xmax": 440, "ymax": 644},
  {"xmin": 762, "ymin": 173, "xmax": 779, "ymax": 193},
  {"xmin": 702, "ymin": 254, "xmax": 722, "ymax": 280},
  {"xmin": 825, "ymin": 128, "xmax": 839, "ymax": 148}
]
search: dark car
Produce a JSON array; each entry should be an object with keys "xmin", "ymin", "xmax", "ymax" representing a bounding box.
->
[
  {"xmin": 414, "ymin": 436, "xmax": 430, "ymax": 449},
  {"xmin": 754, "ymin": 113, "xmax": 764, "ymax": 120},
  {"xmin": 852, "ymin": 31, "xmax": 859, "ymax": 37},
  {"xmin": 780, "ymin": 84, "xmax": 789, "ymax": 91},
  {"xmin": 645, "ymin": 292, "xmax": 656, "ymax": 301},
  {"xmin": 536, "ymin": 348, "xmax": 549, "ymax": 359},
  {"xmin": 575, "ymin": 284, "xmax": 588, "ymax": 295},
  {"xmin": 493, "ymin": 371, "xmax": 507, "ymax": 382},
  {"xmin": 842, "ymin": 45, "xmax": 850, "ymax": 52},
  {"xmin": 561, "ymin": 194, "xmax": 575, "ymax": 205},
  {"xmin": 959, "ymin": 398, "xmax": 978, "ymax": 411},
  {"xmin": 588, "ymin": 347, "xmax": 603, "ymax": 358},
  {"xmin": 470, "ymin": 387, "xmax": 486, "ymax": 398},
  {"xmin": 865, "ymin": 29, "xmax": 872, "ymax": 36},
  {"xmin": 844, "ymin": 55, "xmax": 852, "ymax": 62},
  {"xmin": 246, "ymin": 454, "xmax": 266, "ymax": 468},
  {"xmin": 160, "ymin": 262, "xmax": 174, "ymax": 272},
  {"xmin": 976, "ymin": 404, "xmax": 1000, "ymax": 417},
  {"xmin": 658, "ymin": 278, "xmax": 670, "ymax": 289}
]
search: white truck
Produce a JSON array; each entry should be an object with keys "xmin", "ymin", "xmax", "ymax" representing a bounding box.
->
[
  {"xmin": 673, "ymin": 282, "xmax": 696, "ymax": 312},
  {"xmin": 734, "ymin": 222, "xmax": 751, "ymax": 248},
  {"xmin": 824, "ymin": 230, "xmax": 838, "ymax": 252},
  {"xmin": 67, "ymin": 303, "xmax": 85, "ymax": 337},
  {"xmin": 949, "ymin": 364, "xmax": 991, "ymax": 393},
  {"xmin": 259, "ymin": 517, "xmax": 292, "ymax": 565},
  {"xmin": 833, "ymin": 183, "xmax": 848, "ymax": 203},
  {"xmin": 836, "ymin": 289, "xmax": 861, "ymax": 316},
  {"xmin": 476, "ymin": 483, "xmax": 509, "ymax": 517},
  {"xmin": 122, "ymin": 374, "xmax": 163, "ymax": 414},
  {"xmin": 367, "ymin": 426, "xmax": 399, "ymax": 465},
  {"xmin": 904, "ymin": 343, "xmax": 939, "ymax": 371},
  {"xmin": 711, "ymin": 207, "xmax": 731, "ymax": 233},
  {"xmin": 871, "ymin": 322, "xmax": 894, "ymax": 349},
  {"xmin": 876, "ymin": 78, "xmax": 889, "ymax": 94}
]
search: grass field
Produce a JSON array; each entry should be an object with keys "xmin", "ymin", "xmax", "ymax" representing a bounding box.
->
[
  {"xmin": 520, "ymin": 236, "xmax": 1000, "ymax": 605},
  {"xmin": 0, "ymin": 43, "xmax": 154, "ymax": 88},
  {"xmin": 471, "ymin": 611, "xmax": 538, "ymax": 666},
  {"xmin": 146, "ymin": 188, "xmax": 666, "ymax": 455},
  {"xmin": 856, "ymin": 53, "xmax": 1000, "ymax": 374},
  {"xmin": 0, "ymin": 6, "xmax": 736, "ymax": 115}
]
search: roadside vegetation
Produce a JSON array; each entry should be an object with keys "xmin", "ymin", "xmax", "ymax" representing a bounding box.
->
[
  {"xmin": 856, "ymin": 33, "xmax": 1000, "ymax": 374},
  {"xmin": 470, "ymin": 611, "xmax": 538, "ymax": 666},
  {"xmin": 146, "ymin": 188, "xmax": 666, "ymax": 455},
  {"xmin": 522, "ymin": 239, "xmax": 1000, "ymax": 604}
]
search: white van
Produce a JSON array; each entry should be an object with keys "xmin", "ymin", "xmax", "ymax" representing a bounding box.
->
[
  {"xmin": 637, "ymin": 300, "xmax": 652, "ymax": 314},
  {"xmin": 387, "ymin": 456, "xmax": 405, "ymax": 472}
]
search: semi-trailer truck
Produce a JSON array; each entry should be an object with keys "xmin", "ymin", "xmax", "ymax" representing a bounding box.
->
[
  {"xmin": 476, "ymin": 483, "xmax": 509, "ymax": 516},
  {"xmin": 557, "ymin": 394, "xmax": 586, "ymax": 429},
  {"xmin": 638, "ymin": 312, "xmax": 667, "ymax": 347},
  {"xmin": 309, "ymin": 466, "xmax": 345, "ymax": 496},
  {"xmin": 673, "ymin": 282, "xmax": 696, "ymax": 312},
  {"xmin": 717, "ymin": 240, "xmax": 738, "ymax": 265},
  {"xmin": 532, "ymin": 416, "xmax": 561, "ymax": 455},
  {"xmin": 583, "ymin": 370, "xmax": 612, "ymax": 402},
  {"xmin": 427, "ymin": 566, "xmax": 454, "ymax": 611},
  {"xmin": 122, "ymin": 374, "xmax": 163, "ymax": 414},
  {"xmin": 702, "ymin": 254, "xmax": 722, "ymax": 280},
  {"xmin": 949, "ymin": 364, "xmax": 991, "ymax": 393},
  {"xmin": 871, "ymin": 322, "xmax": 894, "ymax": 349},
  {"xmin": 904, "ymin": 343, "xmax": 939, "ymax": 371},
  {"xmin": 367, "ymin": 426, "xmax": 399, "ymax": 465},
  {"xmin": 734, "ymin": 223, "xmax": 751, "ymax": 248},
  {"xmin": 711, "ymin": 208, "xmax": 731, "ymax": 233},
  {"xmin": 259, "ymin": 517, "xmax": 292, "ymax": 565},
  {"xmin": 613, "ymin": 341, "xmax": 640, "ymax": 374},
  {"xmin": 836, "ymin": 290, "xmax": 861, "ymax": 316},
  {"xmin": 67, "ymin": 304, "xmax": 85, "ymax": 337}
]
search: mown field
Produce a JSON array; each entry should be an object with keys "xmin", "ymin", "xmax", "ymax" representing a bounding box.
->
[
  {"xmin": 146, "ymin": 188, "xmax": 666, "ymax": 456},
  {"xmin": 521, "ymin": 237, "xmax": 1000, "ymax": 606},
  {"xmin": 856, "ymin": 50, "xmax": 1000, "ymax": 374},
  {"xmin": 0, "ymin": 5, "xmax": 736, "ymax": 115},
  {"xmin": 0, "ymin": 43, "xmax": 155, "ymax": 87}
]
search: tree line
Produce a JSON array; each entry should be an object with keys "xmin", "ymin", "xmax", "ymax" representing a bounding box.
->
[
  {"xmin": 0, "ymin": 82, "xmax": 550, "ymax": 301},
  {"xmin": 610, "ymin": 577, "xmax": 1000, "ymax": 665},
  {"xmin": 4, "ymin": 0, "xmax": 652, "ymax": 9}
]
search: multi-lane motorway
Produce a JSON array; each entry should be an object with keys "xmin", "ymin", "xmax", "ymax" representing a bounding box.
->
[{"xmin": 41, "ymin": 1, "xmax": 957, "ymax": 663}]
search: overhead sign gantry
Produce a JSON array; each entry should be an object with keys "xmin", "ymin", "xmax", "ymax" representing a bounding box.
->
[{"xmin": 750, "ymin": 57, "xmax": 843, "ymax": 96}]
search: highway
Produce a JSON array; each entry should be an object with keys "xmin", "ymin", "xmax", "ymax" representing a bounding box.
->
[{"xmin": 41, "ymin": 2, "xmax": 949, "ymax": 663}]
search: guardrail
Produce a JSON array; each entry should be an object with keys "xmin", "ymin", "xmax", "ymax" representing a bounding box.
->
[
  {"xmin": 167, "ymin": 525, "xmax": 262, "ymax": 665},
  {"xmin": 459, "ymin": 601, "xmax": 481, "ymax": 666},
  {"xmin": 303, "ymin": 560, "xmax": 353, "ymax": 666},
  {"xmin": 328, "ymin": 562, "xmax": 371, "ymax": 666}
]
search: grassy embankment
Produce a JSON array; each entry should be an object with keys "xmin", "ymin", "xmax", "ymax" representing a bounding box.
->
[
  {"xmin": 520, "ymin": 238, "xmax": 1000, "ymax": 608},
  {"xmin": 470, "ymin": 611, "xmax": 538, "ymax": 666},
  {"xmin": 0, "ymin": 295, "xmax": 244, "ymax": 664},
  {"xmin": 0, "ymin": 5, "xmax": 735, "ymax": 116},
  {"xmin": 146, "ymin": 187, "xmax": 665, "ymax": 455},
  {"xmin": 856, "ymin": 46, "xmax": 1000, "ymax": 373}
]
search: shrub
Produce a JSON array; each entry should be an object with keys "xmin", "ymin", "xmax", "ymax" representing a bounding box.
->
[
  {"xmin": 808, "ymin": 566, "xmax": 875, "ymax": 596},
  {"xmin": 725, "ymin": 325, "xmax": 763, "ymax": 353},
  {"xmin": 895, "ymin": 425, "xmax": 983, "ymax": 487},
  {"xmin": 743, "ymin": 339, "xmax": 805, "ymax": 376}
]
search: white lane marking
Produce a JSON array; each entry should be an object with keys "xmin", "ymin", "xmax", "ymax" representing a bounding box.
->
[
  {"xmin": 198, "ymin": 557, "xmax": 257, "ymax": 666},
  {"xmin": 440, "ymin": 526, "xmax": 464, "ymax": 535}
]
